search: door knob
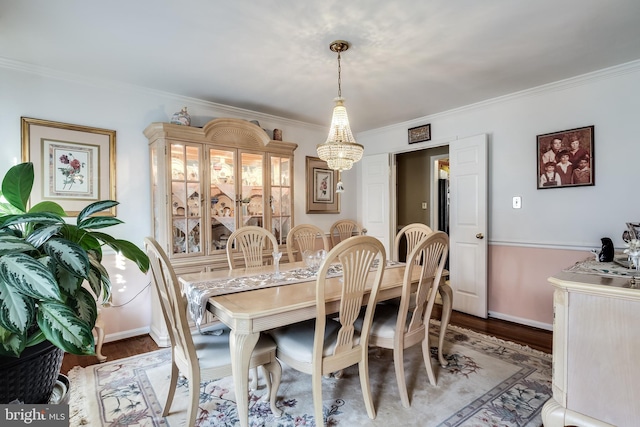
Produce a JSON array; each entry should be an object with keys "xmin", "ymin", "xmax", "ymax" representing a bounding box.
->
[{"xmin": 476, "ymin": 233, "xmax": 484, "ymax": 239}]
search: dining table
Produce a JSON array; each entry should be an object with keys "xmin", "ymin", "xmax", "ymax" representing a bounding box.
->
[{"xmin": 178, "ymin": 258, "xmax": 450, "ymax": 427}]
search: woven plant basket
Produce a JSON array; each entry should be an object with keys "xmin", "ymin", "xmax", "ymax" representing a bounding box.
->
[{"xmin": 0, "ymin": 340, "xmax": 64, "ymax": 403}]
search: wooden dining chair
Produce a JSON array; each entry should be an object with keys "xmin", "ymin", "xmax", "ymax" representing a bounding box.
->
[
  {"xmin": 270, "ymin": 236, "xmax": 386, "ymax": 426},
  {"xmin": 93, "ymin": 308, "xmax": 107, "ymax": 362},
  {"xmin": 394, "ymin": 223, "xmax": 452, "ymax": 367},
  {"xmin": 144, "ymin": 237, "xmax": 282, "ymax": 426},
  {"xmin": 226, "ymin": 225, "xmax": 279, "ymax": 269},
  {"xmin": 226, "ymin": 226, "xmax": 280, "ymax": 389},
  {"xmin": 286, "ymin": 223, "xmax": 330, "ymax": 262},
  {"xmin": 394, "ymin": 223, "xmax": 435, "ymax": 263},
  {"xmin": 329, "ymin": 219, "xmax": 362, "ymax": 247},
  {"xmin": 359, "ymin": 231, "xmax": 448, "ymax": 408}
]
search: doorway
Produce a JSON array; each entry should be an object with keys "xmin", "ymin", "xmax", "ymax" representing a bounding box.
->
[
  {"xmin": 394, "ymin": 146, "xmax": 449, "ymax": 261},
  {"xmin": 361, "ymin": 134, "xmax": 488, "ymax": 318}
]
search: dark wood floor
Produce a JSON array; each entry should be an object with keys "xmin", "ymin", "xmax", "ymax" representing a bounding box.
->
[
  {"xmin": 62, "ymin": 307, "xmax": 552, "ymax": 375},
  {"xmin": 431, "ymin": 305, "xmax": 552, "ymax": 353}
]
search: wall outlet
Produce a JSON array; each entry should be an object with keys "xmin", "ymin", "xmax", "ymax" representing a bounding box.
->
[
  {"xmin": 512, "ymin": 196, "xmax": 522, "ymax": 209},
  {"xmin": 421, "ymin": 202, "xmax": 427, "ymax": 210}
]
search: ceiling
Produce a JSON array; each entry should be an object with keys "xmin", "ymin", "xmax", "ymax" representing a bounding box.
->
[{"xmin": 2, "ymin": 0, "xmax": 640, "ymax": 132}]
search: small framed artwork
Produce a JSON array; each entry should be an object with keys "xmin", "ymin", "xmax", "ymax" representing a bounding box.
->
[
  {"xmin": 536, "ymin": 125, "xmax": 594, "ymax": 190},
  {"xmin": 408, "ymin": 124, "xmax": 431, "ymax": 144},
  {"xmin": 21, "ymin": 117, "xmax": 117, "ymax": 216},
  {"xmin": 306, "ymin": 156, "xmax": 340, "ymax": 214}
]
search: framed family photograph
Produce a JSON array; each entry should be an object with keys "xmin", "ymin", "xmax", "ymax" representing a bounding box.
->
[
  {"xmin": 408, "ymin": 123, "xmax": 431, "ymax": 144},
  {"xmin": 536, "ymin": 125, "xmax": 594, "ymax": 190},
  {"xmin": 306, "ymin": 156, "xmax": 340, "ymax": 214},
  {"xmin": 21, "ymin": 117, "xmax": 117, "ymax": 216}
]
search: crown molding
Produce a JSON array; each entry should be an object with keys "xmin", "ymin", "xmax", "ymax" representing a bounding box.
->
[
  {"xmin": 3, "ymin": 56, "xmax": 638, "ymax": 136},
  {"xmin": 0, "ymin": 56, "xmax": 324, "ymax": 132},
  {"xmin": 359, "ymin": 59, "xmax": 640, "ymax": 138}
]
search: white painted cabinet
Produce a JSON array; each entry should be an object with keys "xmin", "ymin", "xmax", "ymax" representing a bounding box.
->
[{"xmin": 542, "ymin": 271, "xmax": 640, "ymax": 427}]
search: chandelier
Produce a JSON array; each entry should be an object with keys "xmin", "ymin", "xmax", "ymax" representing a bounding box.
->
[{"xmin": 316, "ymin": 40, "xmax": 363, "ymax": 192}]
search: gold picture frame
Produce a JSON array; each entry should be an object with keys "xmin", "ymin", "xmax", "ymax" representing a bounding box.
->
[
  {"xmin": 21, "ymin": 117, "xmax": 116, "ymax": 216},
  {"xmin": 305, "ymin": 156, "xmax": 340, "ymax": 214}
]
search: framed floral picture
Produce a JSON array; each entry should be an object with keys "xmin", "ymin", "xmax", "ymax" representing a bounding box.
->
[
  {"xmin": 306, "ymin": 156, "xmax": 340, "ymax": 214},
  {"xmin": 21, "ymin": 117, "xmax": 116, "ymax": 216}
]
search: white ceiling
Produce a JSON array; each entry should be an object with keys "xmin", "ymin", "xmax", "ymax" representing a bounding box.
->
[{"xmin": 2, "ymin": 0, "xmax": 640, "ymax": 132}]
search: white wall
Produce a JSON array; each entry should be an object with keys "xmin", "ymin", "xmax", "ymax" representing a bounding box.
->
[
  {"xmin": 356, "ymin": 60, "xmax": 640, "ymax": 250},
  {"xmin": 0, "ymin": 60, "xmax": 358, "ymax": 340},
  {"xmin": 354, "ymin": 60, "xmax": 640, "ymax": 328}
]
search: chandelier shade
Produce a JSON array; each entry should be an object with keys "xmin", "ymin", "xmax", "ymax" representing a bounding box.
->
[{"xmin": 316, "ymin": 40, "xmax": 363, "ymax": 178}]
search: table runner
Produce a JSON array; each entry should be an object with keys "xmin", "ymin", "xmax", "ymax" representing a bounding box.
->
[
  {"xmin": 563, "ymin": 256, "xmax": 639, "ymax": 278},
  {"xmin": 184, "ymin": 260, "xmax": 404, "ymax": 329}
]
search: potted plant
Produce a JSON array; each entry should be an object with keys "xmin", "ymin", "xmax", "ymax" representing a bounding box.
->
[{"xmin": 0, "ymin": 162, "xmax": 149, "ymax": 403}]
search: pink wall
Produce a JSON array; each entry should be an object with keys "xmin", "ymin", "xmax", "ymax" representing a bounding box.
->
[{"xmin": 488, "ymin": 245, "xmax": 591, "ymax": 327}]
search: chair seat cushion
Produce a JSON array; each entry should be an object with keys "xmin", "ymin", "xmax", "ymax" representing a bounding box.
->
[
  {"xmin": 194, "ymin": 324, "xmax": 276, "ymax": 369},
  {"xmin": 271, "ymin": 319, "xmax": 361, "ymax": 364},
  {"xmin": 354, "ymin": 303, "xmax": 409, "ymax": 340}
]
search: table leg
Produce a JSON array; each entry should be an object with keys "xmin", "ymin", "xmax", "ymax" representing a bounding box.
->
[
  {"xmin": 229, "ymin": 330, "xmax": 260, "ymax": 427},
  {"xmin": 438, "ymin": 282, "xmax": 453, "ymax": 367}
]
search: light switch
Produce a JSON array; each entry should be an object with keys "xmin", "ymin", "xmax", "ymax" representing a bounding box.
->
[
  {"xmin": 512, "ymin": 196, "xmax": 522, "ymax": 209},
  {"xmin": 421, "ymin": 202, "xmax": 427, "ymax": 210}
]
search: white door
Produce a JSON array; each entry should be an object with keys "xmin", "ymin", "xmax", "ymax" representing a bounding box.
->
[
  {"xmin": 449, "ymin": 134, "xmax": 488, "ymax": 318},
  {"xmin": 360, "ymin": 153, "xmax": 391, "ymax": 255}
]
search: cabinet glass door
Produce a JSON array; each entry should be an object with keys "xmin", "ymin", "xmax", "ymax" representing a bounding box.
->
[
  {"xmin": 240, "ymin": 152, "xmax": 264, "ymax": 228},
  {"xmin": 171, "ymin": 143, "xmax": 202, "ymax": 255},
  {"xmin": 209, "ymin": 148, "xmax": 236, "ymax": 251},
  {"xmin": 270, "ymin": 155, "xmax": 292, "ymax": 244}
]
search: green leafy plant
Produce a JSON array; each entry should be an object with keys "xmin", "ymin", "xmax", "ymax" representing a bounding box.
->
[{"xmin": 0, "ymin": 162, "xmax": 149, "ymax": 357}]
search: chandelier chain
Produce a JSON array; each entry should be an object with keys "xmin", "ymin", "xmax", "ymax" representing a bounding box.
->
[{"xmin": 337, "ymin": 51, "xmax": 342, "ymax": 98}]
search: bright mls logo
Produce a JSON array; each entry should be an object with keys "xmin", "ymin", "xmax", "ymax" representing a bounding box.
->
[{"xmin": 0, "ymin": 405, "xmax": 68, "ymax": 426}]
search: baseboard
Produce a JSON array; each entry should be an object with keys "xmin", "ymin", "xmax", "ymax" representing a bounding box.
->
[
  {"xmin": 148, "ymin": 325, "xmax": 171, "ymax": 348},
  {"xmin": 98, "ymin": 326, "xmax": 151, "ymax": 344},
  {"xmin": 488, "ymin": 310, "xmax": 553, "ymax": 331}
]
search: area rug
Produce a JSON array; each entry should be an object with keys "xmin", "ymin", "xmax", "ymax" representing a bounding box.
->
[{"xmin": 68, "ymin": 322, "xmax": 551, "ymax": 426}]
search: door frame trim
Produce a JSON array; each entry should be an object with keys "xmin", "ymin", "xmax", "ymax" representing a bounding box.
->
[{"xmin": 429, "ymin": 153, "xmax": 449, "ymax": 230}]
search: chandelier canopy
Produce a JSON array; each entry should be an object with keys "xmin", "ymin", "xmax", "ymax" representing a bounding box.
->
[{"xmin": 316, "ymin": 40, "xmax": 364, "ymax": 185}]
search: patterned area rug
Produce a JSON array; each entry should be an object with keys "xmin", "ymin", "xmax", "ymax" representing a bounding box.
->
[{"xmin": 68, "ymin": 322, "xmax": 551, "ymax": 426}]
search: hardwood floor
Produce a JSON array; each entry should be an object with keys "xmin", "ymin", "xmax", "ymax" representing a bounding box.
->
[
  {"xmin": 432, "ymin": 305, "xmax": 552, "ymax": 354},
  {"xmin": 61, "ymin": 307, "xmax": 552, "ymax": 375},
  {"xmin": 61, "ymin": 334, "xmax": 161, "ymax": 375}
]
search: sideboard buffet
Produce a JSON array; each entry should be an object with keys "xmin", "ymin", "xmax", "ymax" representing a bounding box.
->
[
  {"xmin": 145, "ymin": 118, "xmax": 297, "ymax": 345},
  {"xmin": 542, "ymin": 266, "xmax": 640, "ymax": 427}
]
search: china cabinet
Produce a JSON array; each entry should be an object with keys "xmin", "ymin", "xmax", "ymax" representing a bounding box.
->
[
  {"xmin": 145, "ymin": 119, "xmax": 296, "ymax": 345},
  {"xmin": 146, "ymin": 118, "xmax": 296, "ymax": 274}
]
